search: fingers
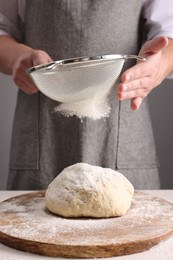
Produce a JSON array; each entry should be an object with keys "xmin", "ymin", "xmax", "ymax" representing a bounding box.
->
[
  {"xmin": 14, "ymin": 74, "xmax": 38, "ymax": 94},
  {"xmin": 32, "ymin": 50, "xmax": 53, "ymax": 66},
  {"xmin": 118, "ymin": 54, "xmax": 159, "ymax": 101},
  {"xmin": 12, "ymin": 54, "xmax": 38, "ymax": 94},
  {"xmin": 140, "ymin": 36, "xmax": 169, "ymax": 56},
  {"xmin": 121, "ymin": 60, "xmax": 152, "ymax": 83},
  {"xmin": 131, "ymin": 97, "xmax": 143, "ymax": 111},
  {"xmin": 117, "ymin": 59, "xmax": 152, "ymax": 110},
  {"xmin": 12, "ymin": 49, "xmax": 53, "ymax": 94},
  {"xmin": 121, "ymin": 38, "xmax": 168, "ymax": 83},
  {"xmin": 117, "ymin": 85, "xmax": 144, "ymax": 110},
  {"xmin": 117, "ymin": 86, "xmax": 143, "ymax": 111},
  {"xmin": 116, "ymin": 37, "xmax": 169, "ymax": 111},
  {"xmin": 117, "ymin": 76, "xmax": 150, "ymax": 99}
]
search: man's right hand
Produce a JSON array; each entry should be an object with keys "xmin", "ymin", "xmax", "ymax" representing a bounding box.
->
[
  {"xmin": 0, "ymin": 35, "xmax": 52, "ymax": 94},
  {"xmin": 12, "ymin": 49, "xmax": 53, "ymax": 94}
]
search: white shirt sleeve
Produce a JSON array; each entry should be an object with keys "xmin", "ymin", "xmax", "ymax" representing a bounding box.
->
[
  {"xmin": 143, "ymin": 0, "xmax": 173, "ymax": 78},
  {"xmin": 0, "ymin": 0, "xmax": 173, "ymax": 41},
  {"xmin": 143, "ymin": 0, "xmax": 173, "ymax": 40},
  {"xmin": 0, "ymin": 0, "xmax": 25, "ymax": 41}
]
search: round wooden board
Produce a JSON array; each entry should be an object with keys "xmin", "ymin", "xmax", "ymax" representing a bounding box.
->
[{"xmin": 0, "ymin": 191, "xmax": 173, "ymax": 258}]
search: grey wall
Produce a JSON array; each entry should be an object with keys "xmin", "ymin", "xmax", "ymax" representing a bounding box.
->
[{"xmin": 0, "ymin": 73, "xmax": 173, "ymax": 189}]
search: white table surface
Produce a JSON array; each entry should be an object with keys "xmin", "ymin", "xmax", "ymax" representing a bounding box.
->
[{"xmin": 0, "ymin": 190, "xmax": 173, "ymax": 260}]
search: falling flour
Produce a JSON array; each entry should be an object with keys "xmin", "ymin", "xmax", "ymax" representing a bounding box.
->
[
  {"xmin": 54, "ymin": 84, "xmax": 112, "ymax": 120},
  {"xmin": 52, "ymin": 59, "xmax": 122, "ymax": 120},
  {"xmin": 55, "ymin": 96, "xmax": 111, "ymax": 119}
]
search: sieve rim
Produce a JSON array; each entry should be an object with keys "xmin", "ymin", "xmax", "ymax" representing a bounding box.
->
[{"xmin": 26, "ymin": 54, "xmax": 145, "ymax": 75}]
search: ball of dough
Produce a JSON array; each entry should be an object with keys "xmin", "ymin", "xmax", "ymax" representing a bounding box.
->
[{"xmin": 45, "ymin": 163, "xmax": 134, "ymax": 218}]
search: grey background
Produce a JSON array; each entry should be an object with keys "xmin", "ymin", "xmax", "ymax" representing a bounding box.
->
[{"xmin": 0, "ymin": 73, "xmax": 173, "ymax": 190}]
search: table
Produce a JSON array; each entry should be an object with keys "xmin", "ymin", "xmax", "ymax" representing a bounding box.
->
[{"xmin": 0, "ymin": 190, "xmax": 173, "ymax": 260}]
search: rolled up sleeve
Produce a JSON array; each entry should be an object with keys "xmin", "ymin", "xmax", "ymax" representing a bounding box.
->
[
  {"xmin": 143, "ymin": 0, "xmax": 173, "ymax": 78},
  {"xmin": 144, "ymin": 0, "xmax": 173, "ymax": 40},
  {"xmin": 0, "ymin": 0, "xmax": 25, "ymax": 41}
]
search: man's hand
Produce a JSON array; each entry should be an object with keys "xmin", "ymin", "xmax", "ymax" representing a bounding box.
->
[
  {"xmin": 0, "ymin": 35, "xmax": 52, "ymax": 94},
  {"xmin": 117, "ymin": 36, "xmax": 172, "ymax": 110},
  {"xmin": 12, "ymin": 49, "xmax": 52, "ymax": 94}
]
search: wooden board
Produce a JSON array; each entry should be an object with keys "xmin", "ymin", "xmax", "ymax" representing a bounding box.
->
[{"xmin": 0, "ymin": 191, "xmax": 173, "ymax": 258}]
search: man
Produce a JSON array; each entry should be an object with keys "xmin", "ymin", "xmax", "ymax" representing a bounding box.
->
[{"xmin": 0, "ymin": 0, "xmax": 173, "ymax": 190}]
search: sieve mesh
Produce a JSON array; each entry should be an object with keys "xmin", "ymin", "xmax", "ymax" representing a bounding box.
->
[
  {"xmin": 30, "ymin": 59, "xmax": 125, "ymax": 103},
  {"xmin": 28, "ymin": 54, "xmax": 145, "ymax": 119}
]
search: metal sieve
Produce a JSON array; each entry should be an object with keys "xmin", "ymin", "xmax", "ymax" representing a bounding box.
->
[{"xmin": 27, "ymin": 54, "xmax": 145, "ymax": 103}]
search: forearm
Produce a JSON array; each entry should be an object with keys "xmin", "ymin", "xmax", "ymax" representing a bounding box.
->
[
  {"xmin": 162, "ymin": 38, "xmax": 173, "ymax": 77},
  {"xmin": 0, "ymin": 35, "xmax": 32, "ymax": 75}
]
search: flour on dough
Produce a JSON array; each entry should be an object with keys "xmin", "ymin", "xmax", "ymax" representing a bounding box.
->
[{"xmin": 45, "ymin": 163, "xmax": 134, "ymax": 218}]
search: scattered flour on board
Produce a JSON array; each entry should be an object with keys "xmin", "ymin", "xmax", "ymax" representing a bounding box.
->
[{"xmin": 0, "ymin": 192, "xmax": 173, "ymax": 246}]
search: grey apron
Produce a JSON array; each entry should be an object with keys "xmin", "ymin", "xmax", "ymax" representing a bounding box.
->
[{"xmin": 8, "ymin": 0, "xmax": 160, "ymax": 190}]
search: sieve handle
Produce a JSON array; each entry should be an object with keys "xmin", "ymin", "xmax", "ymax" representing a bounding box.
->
[{"xmin": 124, "ymin": 55, "xmax": 146, "ymax": 61}]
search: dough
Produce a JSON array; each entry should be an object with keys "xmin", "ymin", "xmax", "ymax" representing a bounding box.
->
[{"xmin": 45, "ymin": 163, "xmax": 134, "ymax": 218}]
